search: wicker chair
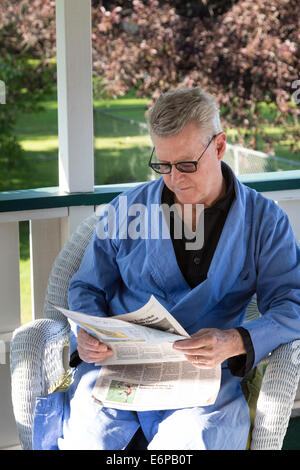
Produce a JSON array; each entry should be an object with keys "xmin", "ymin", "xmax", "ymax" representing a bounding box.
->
[{"xmin": 10, "ymin": 213, "xmax": 300, "ymax": 450}]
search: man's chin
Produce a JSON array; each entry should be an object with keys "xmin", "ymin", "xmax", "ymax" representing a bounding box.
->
[{"xmin": 174, "ymin": 191, "xmax": 203, "ymax": 206}]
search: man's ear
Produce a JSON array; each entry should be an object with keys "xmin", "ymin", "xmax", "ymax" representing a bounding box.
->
[{"xmin": 215, "ymin": 132, "xmax": 226, "ymax": 161}]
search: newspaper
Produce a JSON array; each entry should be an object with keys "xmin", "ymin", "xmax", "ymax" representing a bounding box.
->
[
  {"xmin": 92, "ymin": 361, "xmax": 221, "ymax": 411},
  {"xmin": 51, "ymin": 296, "xmax": 189, "ymax": 365},
  {"xmin": 52, "ymin": 296, "xmax": 221, "ymax": 410}
]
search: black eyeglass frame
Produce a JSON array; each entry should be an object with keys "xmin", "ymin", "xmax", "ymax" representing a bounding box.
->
[{"xmin": 148, "ymin": 133, "xmax": 218, "ymax": 174}]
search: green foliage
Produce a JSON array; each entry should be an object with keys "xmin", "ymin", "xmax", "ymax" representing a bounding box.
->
[
  {"xmin": 1, "ymin": 0, "xmax": 299, "ymax": 144},
  {"xmin": 92, "ymin": 0, "xmax": 300, "ymax": 129},
  {"xmin": 0, "ymin": 53, "xmax": 54, "ymax": 170},
  {"xmin": 0, "ymin": 0, "xmax": 56, "ymax": 171}
]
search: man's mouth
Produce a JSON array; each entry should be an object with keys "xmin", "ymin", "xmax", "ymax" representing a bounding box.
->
[{"xmin": 176, "ymin": 187, "xmax": 192, "ymax": 191}]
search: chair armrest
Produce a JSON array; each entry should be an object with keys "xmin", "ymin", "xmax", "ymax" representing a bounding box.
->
[
  {"xmin": 250, "ymin": 340, "xmax": 300, "ymax": 450},
  {"xmin": 10, "ymin": 318, "xmax": 70, "ymax": 450}
]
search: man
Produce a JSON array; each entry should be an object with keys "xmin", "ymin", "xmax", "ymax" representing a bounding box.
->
[{"xmin": 43, "ymin": 87, "xmax": 300, "ymax": 450}]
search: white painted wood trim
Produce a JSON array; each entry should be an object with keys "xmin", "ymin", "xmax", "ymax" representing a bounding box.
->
[
  {"xmin": 0, "ymin": 332, "xmax": 13, "ymax": 354},
  {"xmin": 60, "ymin": 205, "xmax": 96, "ymax": 244},
  {"xmin": 277, "ymin": 200, "xmax": 300, "ymax": 244},
  {"xmin": 0, "ymin": 351, "xmax": 19, "ymax": 448},
  {"xmin": 0, "ymin": 207, "xmax": 68, "ymax": 223},
  {"xmin": 262, "ymin": 192, "xmax": 300, "ymax": 243},
  {"xmin": 0, "ymin": 222, "xmax": 21, "ymax": 450},
  {"xmin": 0, "ymin": 444, "xmax": 21, "ymax": 450},
  {"xmin": 0, "ymin": 222, "xmax": 21, "ymax": 333},
  {"xmin": 56, "ymin": 0, "xmax": 94, "ymax": 193},
  {"xmin": 262, "ymin": 189, "xmax": 300, "ymax": 202},
  {"xmin": 30, "ymin": 218, "xmax": 64, "ymax": 319}
]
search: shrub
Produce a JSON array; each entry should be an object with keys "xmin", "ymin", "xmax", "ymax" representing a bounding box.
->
[{"xmin": 0, "ymin": 1, "xmax": 56, "ymax": 168}]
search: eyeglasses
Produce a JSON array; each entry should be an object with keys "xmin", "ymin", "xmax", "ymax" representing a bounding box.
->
[{"xmin": 148, "ymin": 134, "xmax": 217, "ymax": 174}]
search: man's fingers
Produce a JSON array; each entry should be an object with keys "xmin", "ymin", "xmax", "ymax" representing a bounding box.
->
[
  {"xmin": 77, "ymin": 328, "xmax": 114, "ymax": 363},
  {"xmin": 183, "ymin": 352, "xmax": 217, "ymax": 368},
  {"xmin": 173, "ymin": 328, "xmax": 245, "ymax": 369},
  {"xmin": 78, "ymin": 328, "xmax": 99, "ymax": 345},
  {"xmin": 78, "ymin": 350, "xmax": 112, "ymax": 362},
  {"xmin": 81, "ymin": 342, "xmax": 108, "ymax": 353},
  {"xmin": 173, "ymin": 336, "xmax": 209, "ymax": 350},
  {"xmin": 77, "ymin": 346, "xmax": 114, "ymax": 363},
  {"xmin": 77, "ymin": 328, "xmax": 107, "ymax": 350},
  {"xmin": 173, "ymin": 329, "xmax": 221, "ymax": 351},
  {"xmin": 187, "ymin": 361, "xmax": 213, "ymax": 369},
  {"xmin": 183, "ymin": 350, "xmax": 211, "ymax": 358}
]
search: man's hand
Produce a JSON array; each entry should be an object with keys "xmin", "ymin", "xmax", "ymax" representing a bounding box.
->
[
  {"xmin": 77, "ymin": 328, "xmax": 114, "ymax": 363},
  {"xmin": 172, "ymin": 328, "xmax": 246, "ymax": 368}
]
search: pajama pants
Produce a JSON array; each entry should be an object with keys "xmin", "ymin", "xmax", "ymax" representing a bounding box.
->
[{"xmin": 33, "ymin": 361, "xmax": 250, "ymax": 450}]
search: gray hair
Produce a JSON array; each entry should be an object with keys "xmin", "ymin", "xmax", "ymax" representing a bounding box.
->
[{"xmin": 147, "ymin": 87, "xmax": 222, "ymax": 140}]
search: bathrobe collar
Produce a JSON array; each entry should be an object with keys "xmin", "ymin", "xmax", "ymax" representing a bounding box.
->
[{"xmin": 147, "ymin": 164, "xmax": 248, "ymax": 319}]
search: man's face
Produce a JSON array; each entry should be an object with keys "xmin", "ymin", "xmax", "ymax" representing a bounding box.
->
[{"xmin": 152, "ymin": 122, "xmax": 226, "ymax": 207}]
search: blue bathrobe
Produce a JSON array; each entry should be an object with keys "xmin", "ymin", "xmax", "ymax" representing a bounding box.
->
[{"xmin": 33, "ymin": 170, "xmax": 300, "ymax": 450}]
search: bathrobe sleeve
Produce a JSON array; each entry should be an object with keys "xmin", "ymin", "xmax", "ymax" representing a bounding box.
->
[
  {"xmin": 242, "ymin": 209, "xmax": 300, "ymax": 366},
  {"xmin": 67, "ymin": 223, "xmax": 121, "ymax": 353},
  {"xmin": 68, "ymin": 230, "xmax": 120, "ymax": 316}
]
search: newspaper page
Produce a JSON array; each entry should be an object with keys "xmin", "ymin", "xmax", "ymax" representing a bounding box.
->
[
  {"xmin": 50, "ymin": 296, "xmax": 190, "ymax": 365},
  {"xmin": 51, "ymin": 297, "xmax": 222, "ymax": 409},
  {"xmin": 92, "ymin": 361, "xmax": 221, "ymax": 410}
]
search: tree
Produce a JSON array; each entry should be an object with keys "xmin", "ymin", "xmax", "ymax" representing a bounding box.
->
[
  {"xmin": 0, "ymin": 0, "xmax": 299, "ymax": 150},
  {"xmin": 0, "ymin": 0, "xmax": 56, "ymax": 167},
  {"xmin": 91, "ymin": 0, "xmax": 300, "ymax": 126}
]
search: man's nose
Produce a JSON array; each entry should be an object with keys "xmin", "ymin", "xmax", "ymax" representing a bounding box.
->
[{"xmin": 170, "ymin": 165, "xmax": 186, "ymax": 183}]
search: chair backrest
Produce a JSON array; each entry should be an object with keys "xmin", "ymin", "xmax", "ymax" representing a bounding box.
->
[{"xmin": 43, "ymin": 212, "xmax": 99, "ymax": 322}]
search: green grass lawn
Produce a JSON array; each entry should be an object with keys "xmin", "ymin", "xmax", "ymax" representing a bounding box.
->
[{"xmin": 3, "ymin": 89, "xmax": 300, "ymax": 324}]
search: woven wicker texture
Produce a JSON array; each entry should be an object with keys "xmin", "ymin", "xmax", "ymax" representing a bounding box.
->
[{"xmin": 251, "ymin": 340, "xmax": 300, "ymax": 449}]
